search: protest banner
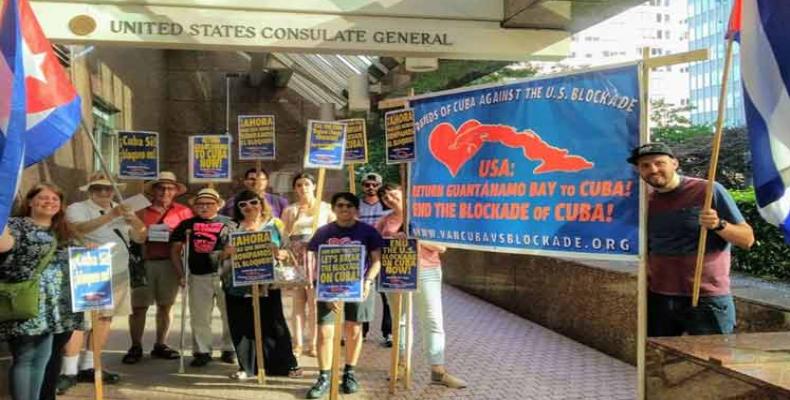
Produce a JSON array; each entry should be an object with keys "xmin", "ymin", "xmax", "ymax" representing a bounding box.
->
[
  {"xmin": 316, "ymin": 244, "xmax": 365, "ymax": 302},
  {"xmin": 341, "ymin": 118, "xmax": 368, "ymax": 165},
  {"xmin": 408, "ymin": 64, "xmax": 641, "ymax": 260},
  {"xmin": 69, "ymin": 246, "xmax": 114, "ymax": 313},
  {"xmin": 378, "ymin": 238, "xmax": 419, "ymax": 292},
  {"xmin": 385, "ymin": 109, "xmax": 416, "ymax": 164},
  {"xmin": 304, "ymin": 120, "xmax": 346, "ymax": 170},
  {"xmin": 238, "ymin": 115, "xmax": 276, "ymax": 160},
  {"xmin": 118, "ymin": 130, "xmax": 159, "ymax": 180},
  {"xmin": 188, "ymin": 135, "xmax": 232, "ymax": 183},
  {"xmin": 230, "ymin": 230, "xmax": 275, "ymax": 286}
]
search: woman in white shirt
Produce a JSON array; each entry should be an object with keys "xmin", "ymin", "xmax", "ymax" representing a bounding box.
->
[{"xmin": 280, "ymin": 173, "xmax": 334, "ymax": 358}]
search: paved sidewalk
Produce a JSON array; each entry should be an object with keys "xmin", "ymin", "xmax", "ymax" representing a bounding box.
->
[{"xmin": 2, "ymin": 285, "xmax": 635, "ymax": 399}]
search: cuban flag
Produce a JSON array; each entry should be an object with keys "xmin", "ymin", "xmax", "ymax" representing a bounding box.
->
[
  {"xmin": 0, "ymin": 0, "xmax": 80, "ymax": 231},
  {"xmin": 738, "ymin": 1, "xmax": 790, "ymax": 242}
]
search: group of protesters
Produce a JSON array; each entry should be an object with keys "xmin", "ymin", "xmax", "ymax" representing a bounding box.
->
[{"xmin": 0, "ymin": 167, "xmax": 466, "ymax": 400}]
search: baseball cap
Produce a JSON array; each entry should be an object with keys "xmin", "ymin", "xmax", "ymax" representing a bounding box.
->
[
  {"xmin": 627, "ymin": 143, "xmax": 675, "ymax": 165},
  {"xmin": 361, "ymin": 172, "xmax": 383, "ymax": 184}
]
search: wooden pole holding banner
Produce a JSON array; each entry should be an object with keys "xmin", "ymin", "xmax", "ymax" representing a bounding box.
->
[
  {"xmin": 402, "ymin": 89, "xmax": 415, "ymax": 388},
  {"xmin": 348, "ymin": 166, "xmax": 356, "ymax": 194},
  {"xmin": 637, "ymin": 47, "xmax": 651, "ymax": 400},
  {"xmin": 251, "ymin": 284, "xmax": 266, "ymax": 384},
  {"xmin": 90, "ymin": 311, "xmax": 103, "ymax": 400},
  {"xmin": 178, "ymin": 230, "xmax": 191, "ymax": 374},
  {"xmin": 691, "ymin": 36, "xmax": 736, "ymax": 307}
]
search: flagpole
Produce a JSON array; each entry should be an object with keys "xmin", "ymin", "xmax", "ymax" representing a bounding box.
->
[{"xmin": 691, "ymin": 35, "xmax": 736, "ymax": 307}]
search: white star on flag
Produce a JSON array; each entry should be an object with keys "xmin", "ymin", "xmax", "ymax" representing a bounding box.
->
[{"xmin": 22, "ymin": 37, "xmax": 46, "ymax": 84}]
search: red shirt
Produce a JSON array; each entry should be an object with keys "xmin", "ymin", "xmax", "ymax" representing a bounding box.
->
[{"xmin": 139, "ymin": 202, "xmax": 193, "ymax": 260}]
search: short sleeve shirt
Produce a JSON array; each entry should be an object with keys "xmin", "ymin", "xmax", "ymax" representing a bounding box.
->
[
  {"xmin": 171, "ymin": 215, "xmax": 236, "ymax": 275},
  {"xmin": 139, "ymin": 202, "xmax": 193, "ymax": 260},
  {"xmin": 308, "ymin": 221, "xmax": 385, "ymax": 273},
  {"xmin": 66, "ymin": 199, "xmax": 131, "ymax": 276}
]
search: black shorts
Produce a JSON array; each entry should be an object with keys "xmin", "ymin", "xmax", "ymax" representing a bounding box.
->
[{"xmin": 317, "ymin": 293, "xmax": 376, "ymax": 325}]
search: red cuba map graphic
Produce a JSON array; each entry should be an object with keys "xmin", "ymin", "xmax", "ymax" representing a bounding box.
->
[{"xmin": 428, "ymin": 120, "xmax": 594, "ymax": 177}]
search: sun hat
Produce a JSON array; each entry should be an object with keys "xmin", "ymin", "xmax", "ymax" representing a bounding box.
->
[
  {"xmin": 189, "ymin": 187, "xmax": 225, "ymax": 209},
  {"xmin": 79, "ymin": 172, "xmax": 127, "ymax": 192},
  {"xmin": 143, "ymin": 171, "xmax": 188, "ymax": 196}
]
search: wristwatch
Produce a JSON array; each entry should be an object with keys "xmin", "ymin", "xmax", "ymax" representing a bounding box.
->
[{"xmin": 712, "ymin": 219, "xmax": 728, "ymax": 231}]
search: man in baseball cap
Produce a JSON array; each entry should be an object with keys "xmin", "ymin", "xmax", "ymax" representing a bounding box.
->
[{"xmin": 629, "ymin": 142, "xmax": 754, "ymax": 337}]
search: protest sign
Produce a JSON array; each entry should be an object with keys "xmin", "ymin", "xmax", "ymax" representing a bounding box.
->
[
  {"xmin": 231, "ymin": 230, "xmax": 275, "ymax": 286},
  {"xmin": 69, "ymin": 246, "xmax": 114, "ymax": 312},
  {"xmin": 118, "ymin": 131, "xmax": 158, "ymax": 180},
  {"xmin": 238, "ymin": 115, "xmax": 276, "ymax": 160},
  {"xmin": 304, "ymin": 120, "xmax": 346, "ymax": 170},
  {"xmin": 188, "ymin": 135, "xmax": 232, "ymax": 183},
  {"xmin": 341, "ymin": 118, "xmax": 368, "ymax": 165},
  {"xmin": 316, "ymin": 244, "xmax": 365, "ymax": 302},
  {"xmin": 408, "ymin": 64, "xmax": 641, "ymax": 260},
  {"xmin": 385, "ymin": 109, "xmax": 416, "ymax": 164},
  {"xmin": 378, "ymin": 238, "xmax": 419, "ymax": 292}
]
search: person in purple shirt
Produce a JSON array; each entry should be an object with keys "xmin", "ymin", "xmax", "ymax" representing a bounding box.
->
[
  {"xmin": 304, "ymin": 192, "xmax": 384, "ymax": 399},
  {"xmin": 221, "ymin": 168, "xmax": 289, "ymax": 219}
]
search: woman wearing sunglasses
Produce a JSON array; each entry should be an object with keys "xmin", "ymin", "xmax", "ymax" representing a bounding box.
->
[
  {"xmin": 222, "ymin": 190, "xmax": 301, "ymax": 379},
  {"xmin": 281, "ymin": 173, "xmax": 335, "ymax": 358}
]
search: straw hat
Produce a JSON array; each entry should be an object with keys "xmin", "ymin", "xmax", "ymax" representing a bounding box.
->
[
  {"xmin": 79, "ymin": 172, "xmax": 127, "ymax": 192},
  {"xmin": 189, "ymin": 187, "xmax": 225, "ymax": 208},
  {"xmin": 144, "ymin": 171, "xmax": 188, "ymax": 196}
]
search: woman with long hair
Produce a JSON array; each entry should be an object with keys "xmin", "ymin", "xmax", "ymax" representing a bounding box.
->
[
  {"xmin": 222, "ymin": 190, "xmax": 301, "ymax": 379},
  {"xmin": 0, "ymin": 183, "xmax": 85, "ymax": 400},
  {"xmin": 280, "ymin": 173, "xmax": 335, "ymax": 357},
  {"xmin": 375, "ymin": 183, "xmax": 467, "ymax": 389}
]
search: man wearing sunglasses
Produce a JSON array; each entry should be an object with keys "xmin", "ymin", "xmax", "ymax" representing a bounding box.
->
[
  {"xmin": 357, "ymin": 172, "xmax": 393, "ymax": 347},
  {"xmin": 305, "ymin": 192, "xmax": 384, "ymax": 399}
]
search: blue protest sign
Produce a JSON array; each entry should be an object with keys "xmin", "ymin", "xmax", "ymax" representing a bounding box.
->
[
  {"xmin": 69, "ymin": 246, "xmax": 113, "ymax": 312},
  {"xmin": 378, "ymin": 238, "xmax": 419, "ymax": 292},
  {"xmin": 118, "ymin": 131, "xmax": 159, "ymax": 180},
  {"xmin": 189, "ymin": 135, "xmax": 232, "ymax": 183},
  {"xmin": 231, "ymin": 231, "xmax": 275, "ymax": 286},
  {"xmin": 341, "ymin": 118, "xmax": 368, "ymax": 165},
  {"xmin": 408, "ymin": 64, "xmax": 641, "ymax": 260},
  {"xmin": 316, "ymin": 244, "xmax": 365, "ymax": 302},
  {"xmin": 304, "ymin": 120, "xmax": 346, "ymax": 170},
  {"xmin": 385, "ymin": 109, "xmax": 416, "ymax": 164},
  {"xmin": 238, "ymin": 115, "xmax": 276, "ymax": 160}
]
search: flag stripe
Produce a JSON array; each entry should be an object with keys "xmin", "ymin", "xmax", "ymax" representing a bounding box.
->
[{"xmin": 755, "ymin": 0, "xmax": 790, "ymax": 96}]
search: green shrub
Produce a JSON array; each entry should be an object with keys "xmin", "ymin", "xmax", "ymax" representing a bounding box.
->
[{"xmin": 730, "ymin": 188, "xmax": 790, "ymax": 281}]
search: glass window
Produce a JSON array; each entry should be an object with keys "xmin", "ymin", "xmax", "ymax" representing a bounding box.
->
[{"xmin": 92, "ymin": 102, "xmax": 119, "ymax": 174}]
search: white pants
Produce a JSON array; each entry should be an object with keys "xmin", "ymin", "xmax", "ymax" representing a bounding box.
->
[
  {"xmin": 188, "ymin": 274, "xmax": 233, "ymax": 354},
  {"xmin": 389, "ymin": 267, "xmax": 445, "ymax": 365}
]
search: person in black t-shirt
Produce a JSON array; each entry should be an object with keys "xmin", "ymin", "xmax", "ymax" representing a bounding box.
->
[{"xmin": 170, "ymin": 188, "xmax": 237, "ymax": 367}]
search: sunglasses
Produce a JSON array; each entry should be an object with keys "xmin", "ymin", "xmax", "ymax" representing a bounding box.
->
[
  {"xmin": 194, "ymin": 202, "xmax": 217, "ymax": 208},
  {"xmin": 238, "ymin": 199, "xmax": 261, "ymax": 208},
  {"xmin": 89, "ymin": 186, "xmax": 113, "ymax": 192},
  {"xmin": 334, "ymin": 202, "xmax": 356, "ymax": 209},
  {"xmin": 363, "ymin": 182, "xmax": 379, "ymax": 188}
]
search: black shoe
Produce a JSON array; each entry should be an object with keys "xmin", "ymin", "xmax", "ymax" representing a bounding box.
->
[
  {"xmin": 122, "ymin": 344, "xmax": 143, "ymax": 364},
  {"xmin": 56, "ymin": 374, "xmax": 77, "ymax": 395},
  {"xmin": 381, "ymin": 334, "xmax": 393, "ymax": 348},
  {"xmin": 151, "ymin": 343, "xmax": 180, "ymax": 360},
  {"xmin": 305, "ymin": 374, "xmax": 330, "ymax": 399},
  {"xmin": 220, "ymin": 350, "xmax": 236, "ymax": 364},
  {"xmin": 341, "ymin": 370, "xmax": 359, "ymax": 394},
  {"xmin": 190, "ymin": 353, "xmax": 212, "ymax": 367},
  {"xmin": 76, "ymin": 368, "xmax": 121, "ymax": 384}
]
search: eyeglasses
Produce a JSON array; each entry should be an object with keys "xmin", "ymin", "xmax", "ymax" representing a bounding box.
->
[
  {"xmin": 244, "ymin": 177, "xmax": 267, "ymax": 182},
  {"xmin": 363, "ymin": 182, "xmax": 379, "ymax": 188},
  {"xmin": 90, "ymin": 186, "xmax": 113, "ymax": 193},
  {"xmin": 334, "ymin": 202, "xmax": 356, "ymax": 209},
  {"xmin": 194, "ymin": 202, "xmax": 217, "ymax": 208},
  {"xmin": 238, "ymin": 199, "xmax": 260, "ymax": 208}
]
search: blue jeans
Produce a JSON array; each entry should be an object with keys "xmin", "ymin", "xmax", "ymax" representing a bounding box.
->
[
  {"xmin": 7, "ymin": 334, "xmax": 53, "ymax": 400},
  {"xmin": 648, "ymin": 291, "xmax": 736, "ymax": 337}
]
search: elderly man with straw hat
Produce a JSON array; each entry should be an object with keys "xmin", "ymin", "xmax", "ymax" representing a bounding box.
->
[
  {"xmin": 57, "ymin": 172, "xmax": 147, "ymax": 394},
  {"xmin": 171, "ymin": 187, "xmax": 237, "ymax": 367},
  {"xmin": 122, "ymin": 171, "xmax": 193, "ymax": 365}
]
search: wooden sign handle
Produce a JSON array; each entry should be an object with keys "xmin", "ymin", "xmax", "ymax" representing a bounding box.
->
[
  {"xmin": 252, "ymin": 284, "xmax": 266, "ymax": 384},
  {"xmin": 91, "ymin": 311, "xmax": 104, "ymax": 400},
  {"xmin": 388, "ymin": 293, "xmax": 403, "ymax": 394},
  {"xmin": 328, "ymin": 307, "xmax": 344, "ymax": 400}
]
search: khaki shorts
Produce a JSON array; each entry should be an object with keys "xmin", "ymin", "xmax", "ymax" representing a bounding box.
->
[
  {"xmin": 87, "ymin": 269, "xmax": 132, "ymax": 322},
  {"xmin": 317, "ymin": 293, "xmax": 376, "ymax": 325},
  {"xmin": 131, "ymin": 259, "xmax": 180, "ymax": 308}
]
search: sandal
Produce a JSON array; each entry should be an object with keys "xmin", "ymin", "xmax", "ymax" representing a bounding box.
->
[
  {"xmin": 122, "ymin": 345, "xmax": 143, "ymax": 364},
  {"xmin": 306, "ymin": 345, "xmax": 317, "ymax": 357},
  {"xmin": 288, "ymin": 368, "xmax": 304, "ymax": 378},
  {"xmin": 151, "ymin": 343, "xmax": 180, "ymax": 360},
  {"xmin": 292, "ymin": 345, "xmax": 302, "ymax": 357}
]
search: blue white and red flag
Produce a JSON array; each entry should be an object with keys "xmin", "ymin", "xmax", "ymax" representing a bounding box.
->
[{"xmin": 739, "ymin": 0, "xmax": 790, "ymax": 241}]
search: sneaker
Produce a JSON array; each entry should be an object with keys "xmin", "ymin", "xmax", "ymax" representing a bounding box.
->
[
  {"xmin": 151, "ymin": 343, "xmax": 180, "ymax": 360},
  {"xmin": 381, "ymin": 334, "xmax": 393, "ymax": 348},
  {"xmin": 190, "ymin": 353, "xmax": 212, "ymax": 367},
  {"xmin": 220, "ymin": 350, "xmax": 236, "ymax": 364},
  {"xmin": 305, "ymin": 374, "xmax": 330, "ymax": 399},
  {"xmin": 122, "ymin": 344, "xmax": 143, "ymax": 364},
  {"xmin": 431, "ymin": 371, "xmax": 467, "ymax": 389},
  {"xmin": 341, "ymin": 370, "xmax": 359, "ymax": 394},
  {"xmin": 76, "ymin": 368, "xmax": 121, "ymax": 384},
  {"xmin": 56, "ymin": 374, "xmax": 77, "ymax": 395},
  {"xmin": 229, "ymin": 370, "xmax": 255, "ymax": 381}
]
